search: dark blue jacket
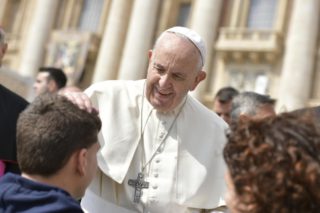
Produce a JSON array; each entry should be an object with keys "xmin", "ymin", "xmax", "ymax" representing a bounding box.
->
[{"xmin": 0, "ymin": 173, "xmax": 83, "ymax": 213}]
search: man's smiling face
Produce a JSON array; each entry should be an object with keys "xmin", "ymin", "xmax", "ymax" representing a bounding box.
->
[{"xmin": 146, "ymin": 33, "xmax": 205, "ymax": 112}]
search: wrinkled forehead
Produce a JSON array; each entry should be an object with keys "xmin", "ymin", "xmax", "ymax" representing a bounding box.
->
[
  {"xmin": 158, "ymin": 27, "xmax": 206, "ymax": 66},
  {"xmin": 153, "ymin": 34, "xmax": 200, "ymax": 65},
  {"xmin": 155, "ymin": 32, "xmax": 198, "ymax": 53},
  {"xmin": 153, "ymin": 33, "xmax": 203, "ymax": 71},
  {"xmin": 156, "ymin": 32, "xmax": 184, "ymax": 44},
  {"xmin": 155, "ymin": 33, "xmax": 200, "ymax": 58}
]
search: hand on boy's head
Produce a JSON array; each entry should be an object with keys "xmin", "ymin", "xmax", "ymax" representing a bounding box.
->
[{"xmin": 60, "ymin": 91, "xmax": 98, "ymax": 114}]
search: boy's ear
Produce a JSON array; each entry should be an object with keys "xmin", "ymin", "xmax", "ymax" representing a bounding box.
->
[
  {"xmin": 75, "ymin": 148, "xmax": 88, "ymax": 176},
  {"xmin": 47, "ymin": 79, "xmax": 58, "ymax": 92}
]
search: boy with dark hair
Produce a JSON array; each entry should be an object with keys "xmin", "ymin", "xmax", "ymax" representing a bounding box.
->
[{"xmin": 0, "ymin": 94, "xmax": 101, "ymax": 212}]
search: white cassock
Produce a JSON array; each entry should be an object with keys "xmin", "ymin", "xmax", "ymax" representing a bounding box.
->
[{"xmin": 81, "ymin": 80, "xmax": 228, "ymax": 213}]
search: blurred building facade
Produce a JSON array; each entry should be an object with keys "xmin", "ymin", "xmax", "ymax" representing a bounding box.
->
[{"xmin": 0, "ymin": 0, "xmax": 319, "ymax": 111}]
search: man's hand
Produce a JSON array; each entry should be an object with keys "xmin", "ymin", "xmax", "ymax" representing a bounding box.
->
[{"xmin": 60, "ymin": 91, "xmax": 98, "ymax": 114}]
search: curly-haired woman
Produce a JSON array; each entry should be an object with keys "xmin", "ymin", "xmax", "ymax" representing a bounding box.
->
[{"xmin": 224, "ymin": 113, "xmax": 320, "ymax": 213}]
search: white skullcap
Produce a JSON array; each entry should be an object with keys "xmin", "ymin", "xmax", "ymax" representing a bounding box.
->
[{"xmin": 166, "ymin": 26, "xmax": 206, "ymax": 66}]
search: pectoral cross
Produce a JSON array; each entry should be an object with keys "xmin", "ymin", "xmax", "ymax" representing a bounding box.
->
[{"xmin": 128, "ymin": 172, "xmax": 149, "ymax": 203}]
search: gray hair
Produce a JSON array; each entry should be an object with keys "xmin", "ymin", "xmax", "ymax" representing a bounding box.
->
[{"xmin": 231, "ymin": 91, "xmax": 275, "ymax": 121}]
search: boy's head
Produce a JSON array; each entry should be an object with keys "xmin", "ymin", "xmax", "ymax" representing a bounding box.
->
[{"xmin": 17, "ymin": 94, "xmax": 101, "ymax": 197}]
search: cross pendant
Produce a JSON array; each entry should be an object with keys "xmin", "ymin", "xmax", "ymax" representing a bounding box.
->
[{"xmin": 128, "ymin": 172, "xmax": 149, "ymax": 203}]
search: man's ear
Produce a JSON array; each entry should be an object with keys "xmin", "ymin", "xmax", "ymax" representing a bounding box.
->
[
  {"xmin": 148, "ymin": 49, "xmax": 153, "ymax": 61},
  {"xmin": 47, "ymin": 79, "xmax": 58, "ymax": 92},
  {"xmin": 190, "ymin": 70, "xmax": 206, "ymax": 91},
  {"xmin": 75, "ymin": 148, "xmax": 88, "ymax": 176}
]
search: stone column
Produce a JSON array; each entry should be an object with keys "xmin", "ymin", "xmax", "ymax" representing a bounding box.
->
[
  {"xmin": 213, "ymin": 55, "xmax": 227, "ymax": 94},
  {"xmin": 0, "ymin": 0, "xmax": 8, "ymax": 22},
  {"xmin": 277, "ymin": 0, "xmax": 319, "ymax": 111},
  {"xmin": 229, "ymin": 0, "xmax": 242, "ymax": 27},
  {"xmin": 19, "ymin": 0, "xmax": 59, "ymax": 77},
  {"xmin": 274, "ymin": 0, "xmax": 288, "ymax": 32},
  {"xmin": 117, "ymin": 0, "xmax": 161, "ymax": 80},
  {"xmin": 189, "ymin": 0, "xmax": 223, "ymax": 101},
  {"xmin": 92, "ymin": 0, "xmax": 133, "ymax": 82}
]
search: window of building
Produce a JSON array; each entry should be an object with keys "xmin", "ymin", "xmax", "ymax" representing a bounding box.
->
[
  {"xmin": 177, "ymin": 3, "xmax": 191, "ymax": 26},
  {"xmin": 247, "ymin": 0, "xmax": 277, "ymax": 29},
  {"xmin": 227, "ymin": 64, "xmax": 271, "ymax": 94},
  {"xmin": 78, "ymin": 0, "xmax": 104, "ymax": 32}
]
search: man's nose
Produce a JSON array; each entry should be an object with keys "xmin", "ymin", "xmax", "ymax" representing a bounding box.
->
[{"xmin": 159, "ymin": 74, "xmax": 170, "ymax": 87}]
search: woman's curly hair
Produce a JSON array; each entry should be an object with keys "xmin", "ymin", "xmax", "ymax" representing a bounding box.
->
[{"xmin": 224, "ymin": 113, "xmax": 320, "ymax": 213}]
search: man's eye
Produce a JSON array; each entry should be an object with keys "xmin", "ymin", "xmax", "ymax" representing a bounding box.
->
[
  {"xmin": 172, "ymin": 74, "xmax": 184, "ymax": 81},
  {"xmin": 153, "ymin": 65, "xmax": 165, "ymax": 73}
]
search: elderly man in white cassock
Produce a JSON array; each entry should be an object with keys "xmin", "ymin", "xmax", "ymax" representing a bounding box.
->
[{"xmin": 65, "ymin": 26, "xmax": 228, "ymax": 213}]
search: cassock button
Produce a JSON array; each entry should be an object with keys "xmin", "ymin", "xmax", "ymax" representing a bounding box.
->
[
  {"xmin": 156, "ymin": 159, "xmax": 160, "ymax": 163},
  {"xmin": 154, "ymin": 174, "xmax": 159, "ymax": 178},
  {"xmin": 153, "ymin": 185, "xmax": 158, "ymax": 189},
  {"xmin": 156, "ymin": 147, "xmax": 163, "ymax": 153},
  {"xmin": 159, "ymin": 132, "xmax": 165, "ymax": 139}
]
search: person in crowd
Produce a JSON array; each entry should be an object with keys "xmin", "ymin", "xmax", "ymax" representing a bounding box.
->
[
  {"xmin": 33, "ymin": 67, "xmax": 67, "ymax": 96},
  {"xmin": 213, "ymin": 87, "xmax": 239, "ymax": 124},
  {"xmin": 230, "ymin": 91, "xmax": 276, "ymax": 122},
  {"xmin": 224, "ymin": 112, "xmax": 320, "ymax": 213},
  {"xmin": 0, "ymin": 27, "xmax": 28, "ymax": 176},
  {"xmin": 0, "ymin": 94, "xmax": 101, "ymax": 212},
  {"xmin": 65, "ymin": 26, "xmax": 228, "ymax": 212}
]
